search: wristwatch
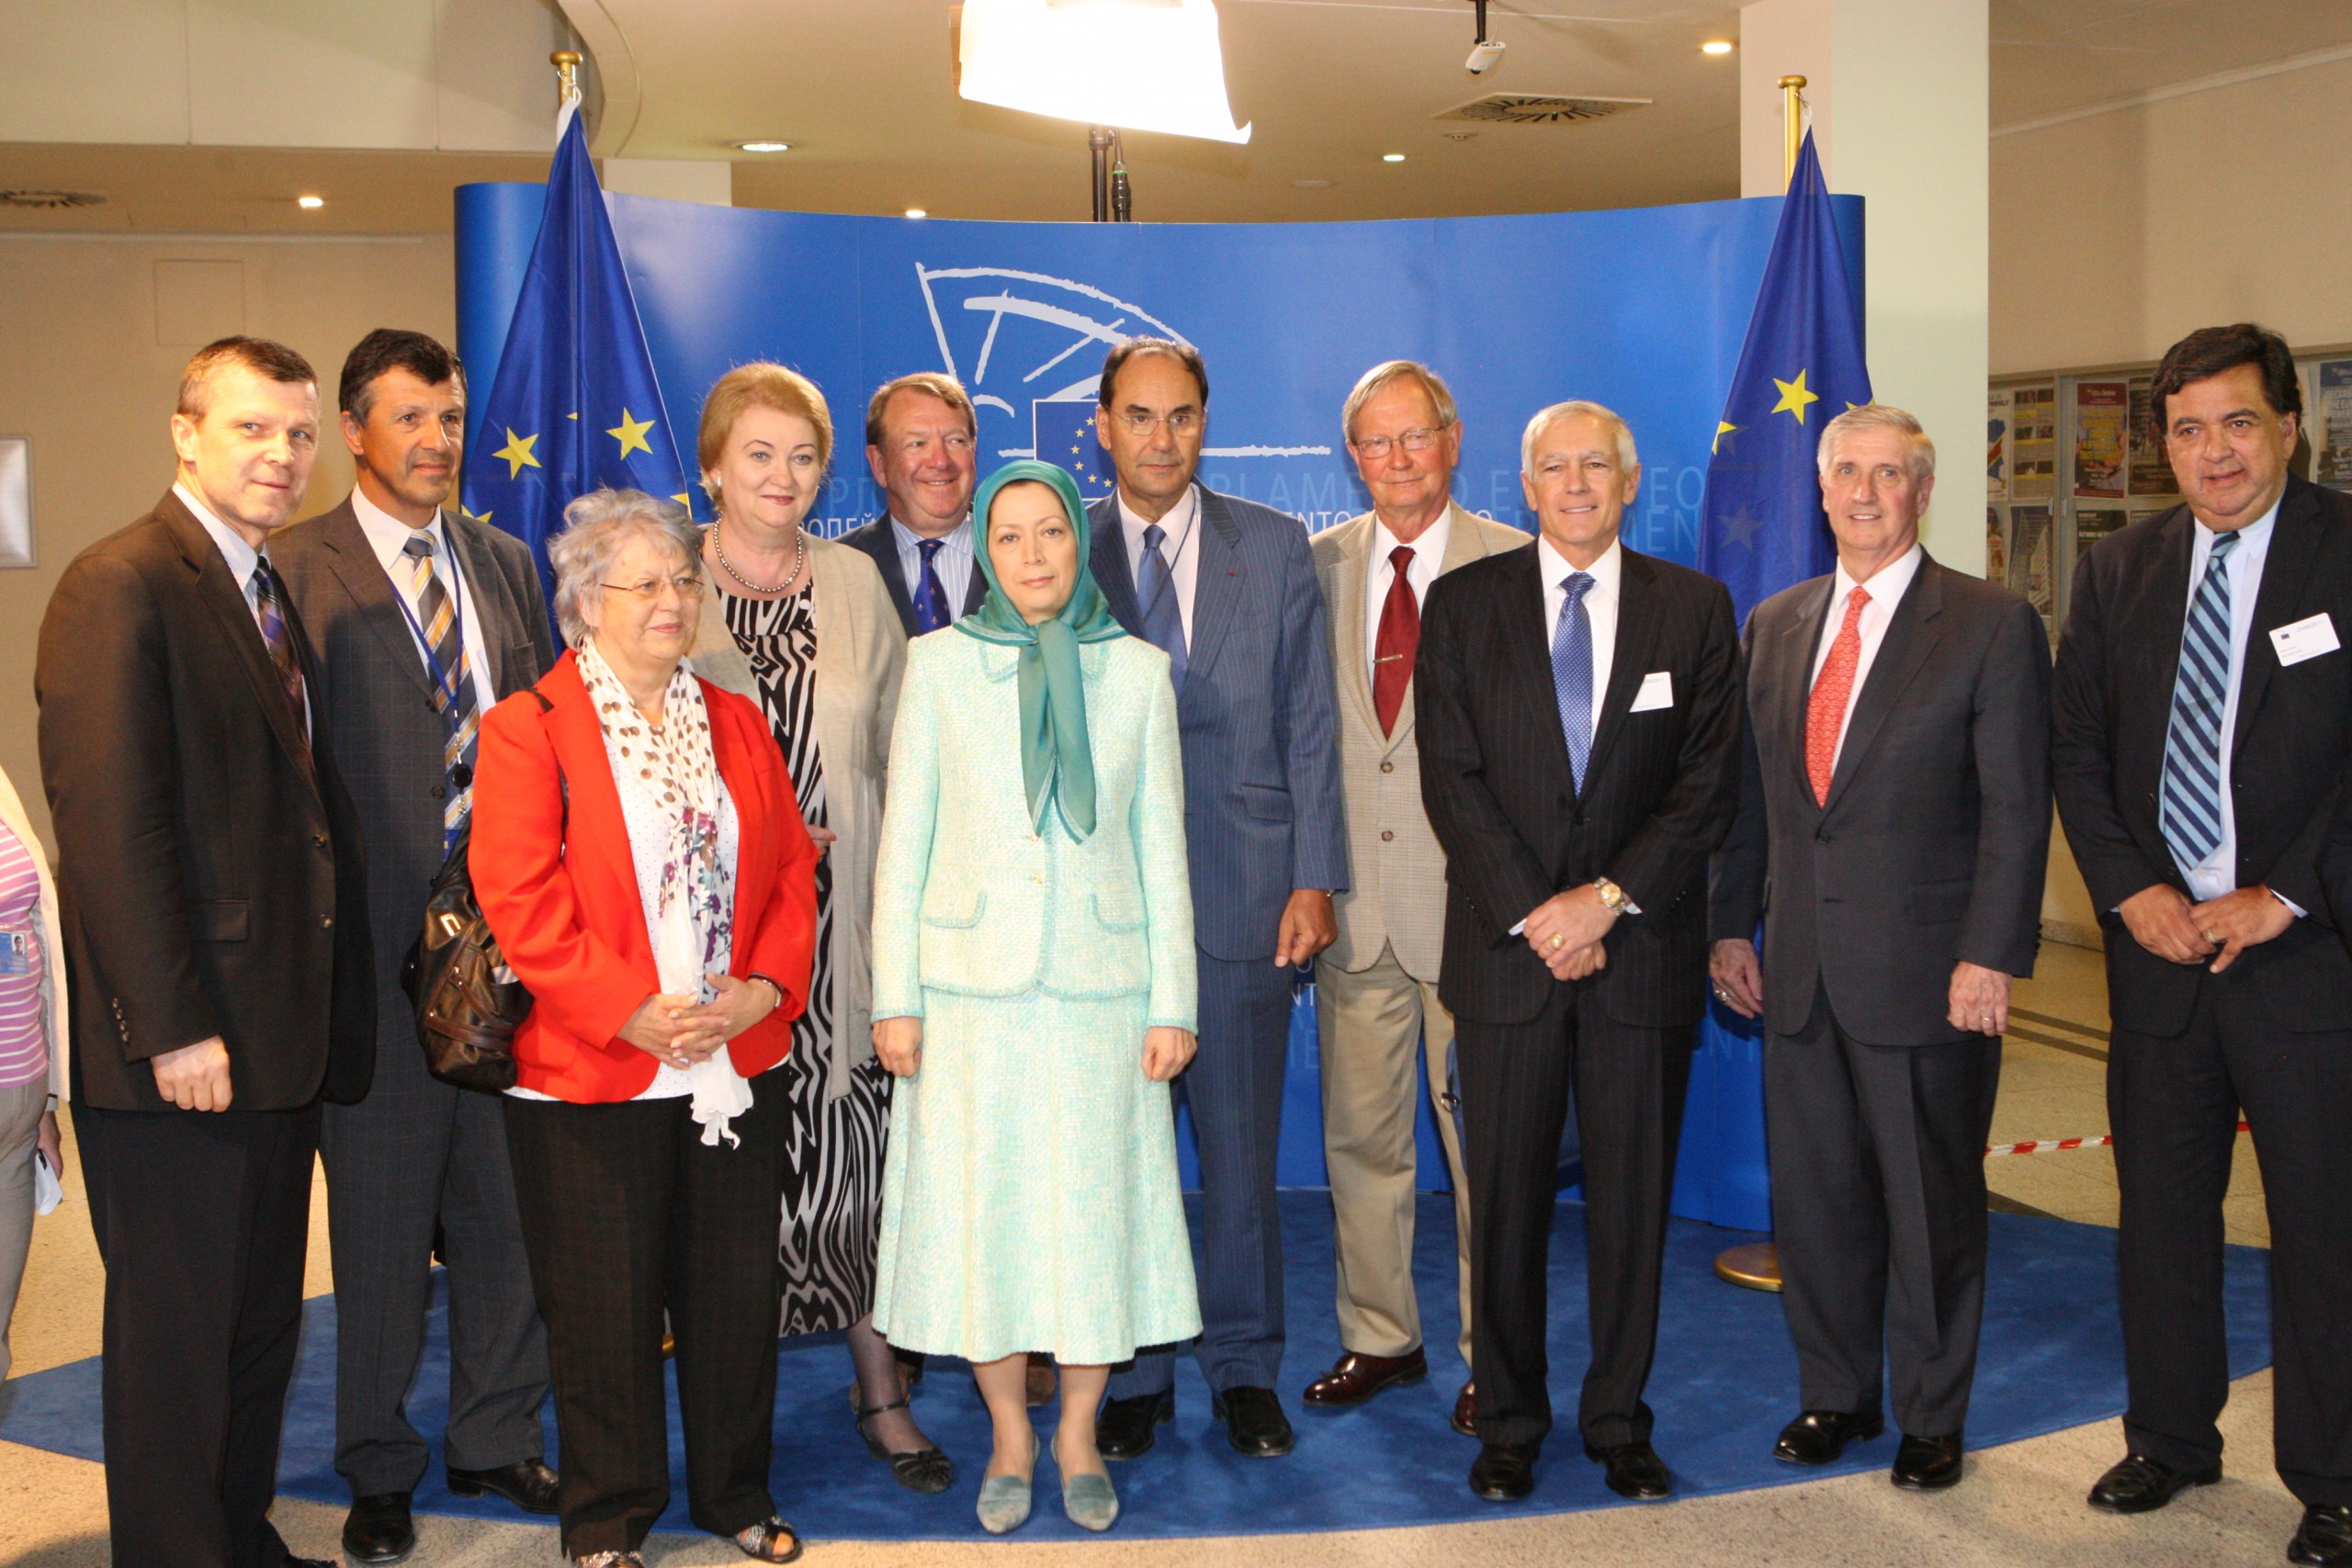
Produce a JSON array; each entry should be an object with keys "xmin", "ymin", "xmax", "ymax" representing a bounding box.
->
[{"xmin": 1593, "ymin": 876, "xmax": 1640, "ymax": 917}]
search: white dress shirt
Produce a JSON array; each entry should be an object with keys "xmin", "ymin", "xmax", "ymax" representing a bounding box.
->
[
  {"xmin": 1118, "ymin": 482, "xmax": 1203, "ymax": 646},
  {"xmin": 175, "ymin": 481, "xmax": 310, "ymax": 736},
  {"xmin": 1363, "ymin": 506, "xmax": 1453, "ymax": 685},
  {"xmin": 1537, "ymin": 534, "xmax": 1622, "ymax": 734},
  {"xmin": 2172, "ymin": 500, "xmax": 2281, "ymax": 904},
  {"xmin": 350, "ymin": 487, "xmax": 500, "ymax": 716},
  {"xmin": 888, "ymin": 513, "xmax": 977, "ymax": 623},
  {"xmin": 1806, "ymin": 541, "xmax": 1926, "ymax": 772}
]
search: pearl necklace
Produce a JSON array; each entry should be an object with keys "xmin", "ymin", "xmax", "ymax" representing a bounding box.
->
[{"xmin": 710, "ymin": 521, "xmax": 807, "ymax": 595}]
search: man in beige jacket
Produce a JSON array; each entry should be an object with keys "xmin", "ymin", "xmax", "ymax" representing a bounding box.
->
[{"xmin": 1306, "ymin": 361, "xmax": 1531, "ymax": 1432}]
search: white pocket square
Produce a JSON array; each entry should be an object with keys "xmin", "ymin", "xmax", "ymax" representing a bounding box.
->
[{"xmin": 1629, "ymin": 671, "xmax": 1674, "ymax": 713}]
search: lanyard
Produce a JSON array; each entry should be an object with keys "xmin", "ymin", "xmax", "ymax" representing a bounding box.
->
[{"xmin": 392, "ymin": 527, "xmax": 470, "ymax": 720}]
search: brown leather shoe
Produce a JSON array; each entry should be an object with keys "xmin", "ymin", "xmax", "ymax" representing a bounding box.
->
[
  {"xmin": 1024, "ymin": 1353, "xmax": 1057, "ymax": 1408},
  {"xmin": 1452, "ymin": 1381, "xmax": 1477, "ymax": 1437},
  {"xmin": 1301, "ymin": 1348, "xmax": 1429, "ymax": 1407}
]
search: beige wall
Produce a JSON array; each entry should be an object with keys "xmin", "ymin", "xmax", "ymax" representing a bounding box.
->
[
  {"xmin": 1992, "ymin": 55, "xmax": 2352, "ymax": 373},
  {"xmin": 0, "ymin": 233, "xmax": 456, "ymax": 851}
]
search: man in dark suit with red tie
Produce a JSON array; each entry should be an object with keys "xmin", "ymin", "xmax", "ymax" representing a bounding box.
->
[
  {"xmin": 2053, "ymin": 323, "xmax": 2352, "ymax": 1567},
  {"xmin": 38, "ymin": 336, "xmax": 375, "ymax": 1568},
  {"xmin": 1417, "ymin": 400, "xmax": 1741, "ymax": 1504}
]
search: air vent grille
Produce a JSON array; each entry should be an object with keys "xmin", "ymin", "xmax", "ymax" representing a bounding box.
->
[
  {"xmin": 1433, "ymin": 95, "xmax": 1651, "ymax": 127},
  {"xmin": 0, "ymin": 188, "xmax": 107, "ymax": 210}
]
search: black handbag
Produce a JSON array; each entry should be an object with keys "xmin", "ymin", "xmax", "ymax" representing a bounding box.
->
[{"xmin": 401, "ymin": 690, "xmax": 560, "ymax": 1092}]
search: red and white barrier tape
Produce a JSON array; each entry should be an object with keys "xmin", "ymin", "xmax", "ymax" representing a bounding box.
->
[{"xmin": 1984, "ymin": 1119, "xmax": 2251, "ymax": 1157}]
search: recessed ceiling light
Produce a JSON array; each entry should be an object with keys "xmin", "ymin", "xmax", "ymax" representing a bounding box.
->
[
  {"xmin": 735, "ymin": 141, "xmax": 791, "ymax": 153},
  {"xmin": 1381, "ymin": 152, "xmax": 1406, "ymax": 163},
  {"xmin": 1292, "ymin": 178, "xmax": 1333, "ymax": 189},
  {"xmin": 1701, "ymin": 39, "xmax": 1735, "ymax": 55},
  {"xmin": 296, "ymin": 195, "xmax": 325, "ymax": 209},
  {"xmin": 905, "ymin": 208, "xmax": 928, "ymax": 220}
]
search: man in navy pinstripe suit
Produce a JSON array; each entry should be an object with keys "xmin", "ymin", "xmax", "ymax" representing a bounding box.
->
[{"xmin": 1084, "ymin": 339, "xmax": 1350, "ymax": 1461}]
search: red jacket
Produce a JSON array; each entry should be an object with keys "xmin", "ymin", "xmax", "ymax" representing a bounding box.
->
[{"xmin": 471, "ymin": 650, "xmax": 818, "ymax": 1101}]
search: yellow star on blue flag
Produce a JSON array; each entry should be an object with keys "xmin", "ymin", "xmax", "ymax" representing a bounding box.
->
[
  {"xmin": 608, "ymin": 409, "xmax": 656, "ymax": 458},
  {"xmin": 1770, "ymin": 370, "xmax": 1819, "ymax": 423}
]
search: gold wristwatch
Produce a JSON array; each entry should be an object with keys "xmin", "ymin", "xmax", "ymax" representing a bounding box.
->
[{"xmin": 1593, "ymin": 876, "xmax": 1639, "ymax": 917}]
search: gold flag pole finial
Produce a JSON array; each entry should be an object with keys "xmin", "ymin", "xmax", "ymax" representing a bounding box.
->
[
  {"xmin": 1779, "ymin": 74, "xmax": 1808, "ymax": 189},
  {"xmin": 551, "ymin": 50, "xmax": 584, "ymax": 136}
]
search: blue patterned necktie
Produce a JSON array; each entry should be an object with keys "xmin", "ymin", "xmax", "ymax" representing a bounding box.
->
[
  {"xmin": 401, "ymin": 533, "xmax": 481, "ymax": 851},
  {"xmin": 1551, "ymin": 571, "xmax": 1596, "ymax": 792},
  {"xmin": 2161, "ymin": 529, "xmax": 2242, "ymax": 866},
  {"xmin": 912, "ymin": 536, "xmax": 954, "ymax": 634},
  {"xmin": 248, "ymin": 552, "xmax": 310, "ymax": 750},
  {"xmin": 1137, "ymin": 521, "xmax": 1188, "ymax": 688}
]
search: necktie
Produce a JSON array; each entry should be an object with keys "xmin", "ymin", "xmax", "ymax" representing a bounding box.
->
[
  {"xmin": 247, "ymin": 553, "xmax": 310, "ymax": 751},
  {"xmin": 1551, "ymin": 571, "xmax": 1596, "ymax": 793},
  {"xmin": 1138, "ymin": 521, "xmax": 1188, "ymax": 688},
  {"xmin": 1804, "ymin": 585, "xmax": 1871, "ymax": 807},
  {"xmin": 912, "ymin": 536, "xmax": 954, "ymax": 635},
  {"xmin": 2161, "ymin": 530, "xmax": 2242, "ymax": 866},
  {"xmin": 402, "ymin": 533, "xmax": 481, "ymax": 850},
  {"xmin": 1372, "ymin": 545, "xmax": 1419, "ymax": 736}
]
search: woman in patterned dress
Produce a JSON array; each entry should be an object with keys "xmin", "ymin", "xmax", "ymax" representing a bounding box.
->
[{"xmin": 687, "ymin": 364, "xmax": 949, "ymax": 1493}]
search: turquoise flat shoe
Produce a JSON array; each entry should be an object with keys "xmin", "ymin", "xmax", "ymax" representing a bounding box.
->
[
  {"xmin": 977, "ymin": 1433, "xmax": 1036, "ymax": 1535},
  {"xmin": 1062, "ymin": 1470, "xmax": 1120, "ymax": 1532}
]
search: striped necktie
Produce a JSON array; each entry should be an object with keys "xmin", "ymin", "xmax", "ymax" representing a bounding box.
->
[
  {"xmin": 402, "ymin": 533, "xmax": 480, "ymax": 851},
  {"xmin": 1138, "ymin": 522, "xmax": 1188, "ymax": 688},
  {"xmin": 247, "ymin": 553, "xmax": 310, "ymax": 750},
  {"xmin": 2160, "ymin": 529, "xmax": 2242, "ymax": 867},
  {"xmin": 1551, "ymin": 571, "xmax": 1596, "ymax": 792}
]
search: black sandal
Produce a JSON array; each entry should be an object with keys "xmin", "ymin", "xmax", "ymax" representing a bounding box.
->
[
  {"xmin": 733, "ymin": 1516, "xmax": 803, "ymax": 1563},
  {"xmin": 855, "ymin": 1396, "xmax": 956, "ymax": 1495}
]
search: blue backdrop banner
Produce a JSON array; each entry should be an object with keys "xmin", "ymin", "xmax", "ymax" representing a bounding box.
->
[{"xmin": 453, "ymin": 184, "xmax": 1865, "ymax": 1209}]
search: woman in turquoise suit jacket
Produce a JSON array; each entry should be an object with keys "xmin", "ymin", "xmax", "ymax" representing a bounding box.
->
[{"xmin": 869, "ymin": 460, "xmax": 1202, "ymax": 1536}]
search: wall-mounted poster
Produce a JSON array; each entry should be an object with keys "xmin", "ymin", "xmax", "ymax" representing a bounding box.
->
[
  {"xmin": 2009, "ymin": 503, "xmax": 2054, "ymax": 633},
  {"xmin": 2010, "ymin": 385, "xmax": 2056, "ymax": 499},
  {"xmin": 2127, "ymin": 375, "xmax": 2177, "ymax": 496},
  {"xmin": 1985, "ymin": 505, "xmax": 2007, "ymax": 582},
  {"xmin": 2075, "ymin": 380, "xmax": 2128, "ymax": 497},
  {"xmin": 2315, "ymin": 359, "xmax": 2352, "ymax": 491},
  {"xmin": 2076, "ymin": 506, "xmax": 2128, "ymax": 557},
  {"xmin": 1987, "ymin": 387, "xmax": 2012, "ymax": 499}
]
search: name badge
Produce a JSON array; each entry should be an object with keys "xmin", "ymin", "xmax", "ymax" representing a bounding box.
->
[
  {"xmin": 1629, "ymin": 671, "xmax": 1675, "ymax": 713},
  {"xmin": 2270, "ymin": 613, "xmax": 2341, "ymax": 667},
  {"xmin": 0, "ymin": 929, "xmax": 29, "ymax": 978}
]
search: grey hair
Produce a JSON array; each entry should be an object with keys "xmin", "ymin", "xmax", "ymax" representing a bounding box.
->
[
  {"xmin": 1341, "ymin": 359, "xmax": 1460, "ymax": 445},
  {"xmin": 1521, "ymin": 400, "xmax": 1639, "ymax": 476},
  {"xmin": 1817, "ymin": 402, "xmax": 1937, "ymax": 482},
  {"xmin": 548, "ymin": 488, "xmax": 701, "ymax": 648}
]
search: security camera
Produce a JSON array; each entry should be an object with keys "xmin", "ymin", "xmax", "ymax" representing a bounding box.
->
[{"xmin": 1466, "ymin": 39, "xmax": 1507, "ymax": 74}]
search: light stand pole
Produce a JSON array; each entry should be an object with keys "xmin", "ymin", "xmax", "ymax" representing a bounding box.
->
[{"xmin": 1088, "ymin": 126, "xmax": 1133, "ymax": 222}]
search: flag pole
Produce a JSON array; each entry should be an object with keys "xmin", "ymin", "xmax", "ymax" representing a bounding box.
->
[
  {"xmin": 552, "ymin": 50, "xmax": 583, "ymax": 140},
  {"xmin": 1779, "ymin": 74, "xmax": 1807, "ymax": 190}
]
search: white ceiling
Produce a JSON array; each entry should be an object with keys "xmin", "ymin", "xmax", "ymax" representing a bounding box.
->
[{"xmin": 3, "ymin": 1, "xmax": 2349, "ymax": 233}]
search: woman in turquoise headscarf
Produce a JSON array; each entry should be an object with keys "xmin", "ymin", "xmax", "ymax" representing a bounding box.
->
[{"xmin": 868, "ymin": 459, "xmax": 1200, "ymax": 1535}]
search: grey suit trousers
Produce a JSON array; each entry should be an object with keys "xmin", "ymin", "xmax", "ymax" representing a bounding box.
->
[{"xmin": 321, "ymin": 1032, "xmax": 548, "ymax": 1494}]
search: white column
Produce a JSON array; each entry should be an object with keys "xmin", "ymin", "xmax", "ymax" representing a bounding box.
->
[
  {"xmin": 602, "ymin": 159, "xmax": 734, "ymax": 206},
  {"xmin": 1741, "ymin": 0, "xmax": 1988, "ymax": 573}
]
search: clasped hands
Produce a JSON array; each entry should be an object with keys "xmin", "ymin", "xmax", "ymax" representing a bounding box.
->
[
  {"xmin": 1707, "ymin": 939, "xmax": 2014, "ymax": 1036},
  {"xmin": 617, "ymin": 974, "xmax": 780, "ymax": 1070},
  {"xmin": 2119, "ymin": 882, "xmax": 2292, "ymax": 973},
  {"xmin": 871, "ymin": 1015, "xmax": 1197, "ymax": 1083},
  {"xmin": 1523, "ymin": 884, "xmax": 1615, "ymax": 981}
]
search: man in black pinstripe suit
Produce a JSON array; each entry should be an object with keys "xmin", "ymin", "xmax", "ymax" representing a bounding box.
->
[
  {"xmin": 1417, "ymin": 400, "xmax": 1740, "ymax": 1505},
  {"xmin": 276, "ymin": 331, "xmax": 560, "ymax": 1563}
]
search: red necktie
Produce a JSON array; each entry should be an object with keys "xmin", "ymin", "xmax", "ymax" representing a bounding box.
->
[
  {"xmin": 1804, "ymin": 585, "xmax": 1870, "ymax": 806},
  {"xmin": 1373, "ymin": 546, "xmax": 1419, "ymax": 736}
]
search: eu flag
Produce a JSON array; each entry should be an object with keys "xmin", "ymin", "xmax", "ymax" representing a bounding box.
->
[
  {"xmin": 1675, "ymin": 130, "xmax": 1871, "ymax": 1234},
  {"xmin": 1697, "ymin": 130, "xmax": 1871, "ymax": 626},
  {"xmin": 461, "ymin": 115, "xmax": 690, "ymax": 612},
  {"xmin": 1031, "ymin": 397, "xmax": 1115, "ymax": 498}
]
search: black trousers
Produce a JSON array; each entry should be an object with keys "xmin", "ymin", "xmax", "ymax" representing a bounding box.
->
[
  {"xmin": 503, "ymin": 1077, "xmax": 791, "ymax": 1555},
  {"xmin": 74, "ymin": 1100, "xmax": 321, "ymax": 1568},
  {"xmin": 2111, "ymin": 976, "xmax": 2352, "ymax": 1507},
  {"xmin": 1766, "ymin": 987, "xmax": 2001, "ymax": 1437},
  {"xmin": 1458, "ymin": 981, "xmax": 1691, "ymax": 1450}
]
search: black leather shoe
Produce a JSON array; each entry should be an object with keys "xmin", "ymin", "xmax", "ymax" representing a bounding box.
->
[
  {"xmin": 1211, "ymin": 1385, "xmax": 1296, "ymax": 1457},
  {"xmin": 1469, "ymin": 1440, "xmax": 1538, "ymax": 1501},
  {"xmin": 2086, "ymin": 1452, "xmax": 2221, "ymax": 1514},
  {"xmin": 1773, "ymin": 1408, "xmax": 1884, "ymax": 1465},
  {"xmin": 1301, "ymin": 1348, "xmax": 1428, "ymax": 1407},
  {"xmin": 341, "ymin": 1493, "xmax": 414, "ymax": 1564},
  {"xmin": 447, "ymin": 1457, "xmax": 561, "ymax": 1515},
  {"xmin": 1891, "ymin": 1431, "xmax": 1965, "ymax": 1490},
  {"xmin": 2291, "ymin": 1505, "xmax": 2352, "ymax": 1566},
  {"xmin": 1584, "ymin": 1439, "xmax": 1673, "ymax": 1501},
  {"xmin": 1096, "ymin": 1390, "xmax": 1174, "ymax": 1461},
  {"xmin": 1451, "ymin": 1381, "xmax": 1477, "ymax": 1438}
]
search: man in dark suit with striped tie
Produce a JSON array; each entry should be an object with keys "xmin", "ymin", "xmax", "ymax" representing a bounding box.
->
[
  {"xmin": 275, "ymin": 331, "xmax": 560, "ymax": 1562},
  {"xmin": 836, "ymin": 372, "xmax": 987, "ymax": 637},
  {"xmin": 2053, "ymin": 323, "xmax": 2352, "ymax": 1567}
]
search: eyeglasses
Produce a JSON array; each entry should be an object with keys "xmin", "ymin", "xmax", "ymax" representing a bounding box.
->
[
  {"xmin": 600, "ymin": 575, "xmax": 707, "ymax": 602},
  {"xmin": 1114, "ymin": 409, "xmax": 1204, "ymax": 437},
  {"xmin": 1350, "ymin": 426, "xmax": 1447, "ymax": 460}
]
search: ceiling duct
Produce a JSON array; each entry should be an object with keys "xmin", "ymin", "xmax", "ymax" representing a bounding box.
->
[{"xmin": 1433, "ymin": 94, "xmax": 1652, "ymax": 127}]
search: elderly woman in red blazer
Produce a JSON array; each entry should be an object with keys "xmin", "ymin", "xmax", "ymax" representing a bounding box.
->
[{"xmin": 472, "ymin": 488, "xmax": 818, "ymax": 1568}]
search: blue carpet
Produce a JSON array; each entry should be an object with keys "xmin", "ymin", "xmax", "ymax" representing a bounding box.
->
[{"xmin": 0, "ymin": 1194, "xmax": 2273, "ymax": 1541}]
